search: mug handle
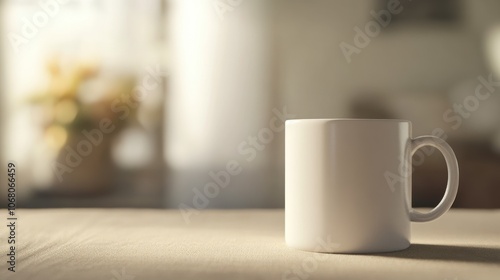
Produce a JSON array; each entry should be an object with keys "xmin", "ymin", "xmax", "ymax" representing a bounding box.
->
[{"xmin": 409, "ymin": 136, "xmax": 459, "ymax": 222}]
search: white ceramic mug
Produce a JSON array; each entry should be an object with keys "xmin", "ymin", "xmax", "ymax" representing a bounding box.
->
[{"xmin": 285, "ymin": 119, "xmax": 459, "ymax": 253}]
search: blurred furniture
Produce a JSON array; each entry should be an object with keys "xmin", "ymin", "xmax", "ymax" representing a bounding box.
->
[
  {"xmin": 0, "ymin": 166, "xmax": 165, "ymax": 209},
  {"xmin": 414, "ymin": 140, "xmax": 500, "ymax": 208},
  {"xmin": 5, "ymin": 208, "xmax": 500, "ymax": 279},
  {"xmin": 350, "ymin": 93, "xmax": 500, "ymax": 208}
]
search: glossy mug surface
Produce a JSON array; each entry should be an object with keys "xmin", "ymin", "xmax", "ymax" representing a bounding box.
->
[{"xmin": 285, "ymin": 119, "xmax": 459, "ymax": 253}]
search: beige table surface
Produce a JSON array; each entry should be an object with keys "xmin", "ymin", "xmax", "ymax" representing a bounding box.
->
[{"xmin": 1, "ymin": 209, "xmax": 499, "ymax": 280}]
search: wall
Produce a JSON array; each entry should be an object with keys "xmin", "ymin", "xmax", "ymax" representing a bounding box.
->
[{"xmin": 275, "ymin": 0, "xmax": 499, "ymax": 123}]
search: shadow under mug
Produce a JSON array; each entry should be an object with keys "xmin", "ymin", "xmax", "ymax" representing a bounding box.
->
[{"xmin": 285, "ymin": 119, "xmax": 459, "ymax": 253}]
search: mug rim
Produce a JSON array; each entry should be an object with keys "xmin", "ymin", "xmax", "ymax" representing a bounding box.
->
[{"xmin": 286, "ymin": 118, "xmax": 410, "ymax": 124}]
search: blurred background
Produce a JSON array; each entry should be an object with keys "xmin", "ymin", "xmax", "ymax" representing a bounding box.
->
[{"xmin": 0, "ymin": 0, "xmax": 499, "ymax": 209}]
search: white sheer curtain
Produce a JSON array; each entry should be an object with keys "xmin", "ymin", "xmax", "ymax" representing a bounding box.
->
[{"xmin": 165, "ymin": 0, "xmax": 282, "ymax": 208}]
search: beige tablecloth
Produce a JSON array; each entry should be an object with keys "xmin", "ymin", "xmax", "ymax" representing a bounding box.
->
[{"xmin": 1, "ymin": 209, "xmax": 499, "ymax": 280}]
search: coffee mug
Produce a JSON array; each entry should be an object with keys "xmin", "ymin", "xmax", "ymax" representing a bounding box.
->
[{"xmin": 285, "ymin": 119, "xmax": 459, "ymax": 253}]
